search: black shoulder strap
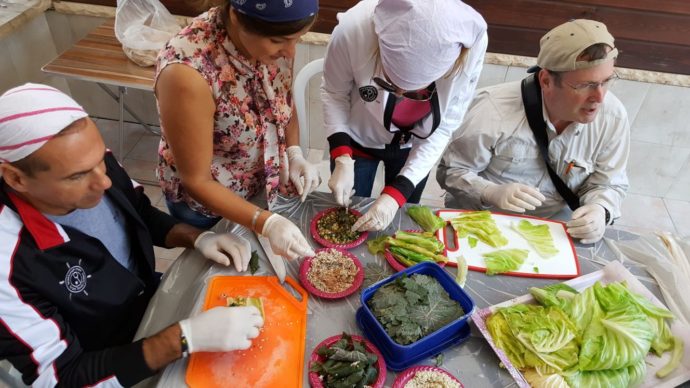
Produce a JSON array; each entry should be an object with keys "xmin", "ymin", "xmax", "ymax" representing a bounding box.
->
[{"xmin": 521, "ymin": 74, "xmax": 580, "ymax": 211}]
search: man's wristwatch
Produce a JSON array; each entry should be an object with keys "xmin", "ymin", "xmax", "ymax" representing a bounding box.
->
[
  {"xmin": 603, "ymin": 207, "xmax": 612, "ymax": 225},
  {"xmin": 180, "ymin": 332, "xmax": 190, "ymax": 358}
]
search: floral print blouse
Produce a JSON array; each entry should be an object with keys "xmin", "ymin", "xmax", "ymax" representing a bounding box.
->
[{"xmin": 155, "ymin": 6, "xmax": 296, "ymax": 217}]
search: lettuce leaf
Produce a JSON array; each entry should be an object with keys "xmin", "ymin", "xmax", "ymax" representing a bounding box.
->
[
  {"xmin": 488, "ymin": 304, "xmax": 579, "ymax": 372},
  {"xmin": 407, "ymin": 205, "xmax": 446, "ymax": 233},
  {"xmin": 513, "ymin": 220, "xmax": 560, "ymax": 258},
  {"xmin": 564, "ymin": 367, "xmax": 631, "ymax": 388},
  {"xmin": 367, "ymin": 235, "xmax": 388, "ymax": 255},
  {"xmin": 578, "ymin": 283, "xmax": 654, "ymax": 371},
  {"xmin": 483, "ymin": 249, "xmax": 529, "ymax": 275},
  {"xmin": 451, "ymin": 210, "xmax": 509, "ymax": 248},
  {"xmin": 523, "ymin": 369, "xmax": 570, "ymax": 388}
]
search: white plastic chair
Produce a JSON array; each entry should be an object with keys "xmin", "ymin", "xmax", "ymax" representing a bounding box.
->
[{"xmin": 292, "ymin": 58, "xmax": 324, "ymax": 153}]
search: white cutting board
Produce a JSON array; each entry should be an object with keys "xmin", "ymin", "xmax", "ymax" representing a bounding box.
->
[{"xmin": 435, "ymin": 210, "xmax": 579, "ymax": 279}]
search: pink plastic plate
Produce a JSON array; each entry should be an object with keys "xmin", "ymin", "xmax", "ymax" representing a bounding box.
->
[
  {"xmin": 384, "ymin": 230, "xmax": 447, "ymax": 272},
  {"xmin": 308, "ymin": 334, "xmax": 387, "ymax": 388},
  {"xmin": 299, "ymin": 248, "xmax": 364, "ymax": 299},
  {"xmin": 311, "ymin": 207, "xmax": 369, "ymax": 249},
  {"xmin": 392, "ymin": 365, "xmax": 463, "ymax": 388}
]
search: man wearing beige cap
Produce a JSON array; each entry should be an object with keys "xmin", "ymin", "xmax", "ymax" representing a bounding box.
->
[
  {"xmin": 438, "ymin": 19, "xmax": 629, "ymax": 244},
  {"xmin": 0, "ymin": 84, "xmax": 264, "ymax": 386}
]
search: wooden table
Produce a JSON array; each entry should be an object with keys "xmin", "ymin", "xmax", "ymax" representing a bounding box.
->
[{"xmin": 42, "ymin": 19, "xmax": 158, "ymax": 161}]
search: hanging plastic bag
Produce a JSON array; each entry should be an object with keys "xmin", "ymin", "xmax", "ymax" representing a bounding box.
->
[{"xmin": 115, "ymin": 0, "xmax": 182, "ymax": 67}]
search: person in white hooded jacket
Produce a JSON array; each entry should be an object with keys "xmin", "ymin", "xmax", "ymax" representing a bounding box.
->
[{"xmin": 322, "ymin": 0, "xmax": 488, "ymax": 232}]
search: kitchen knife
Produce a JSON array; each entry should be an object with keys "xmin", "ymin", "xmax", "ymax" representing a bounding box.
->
[{"xmin": 256, "ymin": 234, "xmax": 286, "ymax": 283}]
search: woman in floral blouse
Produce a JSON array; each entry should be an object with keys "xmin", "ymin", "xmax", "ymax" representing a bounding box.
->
[{"xmin": 155, "ymin": 0, "xmax": 319, "ymax": 261}]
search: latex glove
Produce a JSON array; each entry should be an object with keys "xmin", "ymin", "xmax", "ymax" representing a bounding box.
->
[
  {"xmin": 566, "ymin": 204, "xmax": 606, "ymax": 244},
  {"xmin": 351, "ymin": 193, "xmax": 399, "ymax": 232},
  {"xmin": 179, "ymin": 306, "xmax": 263, "ymax": 353},
  {"xmin": 194, "ymin": 231, "xmax": 251, "ymax": 272},
  {"xmin": 287, "ymin": 145, "xmax": 320, "ymax": 202},
  {"xmin": 262, "ymin": 213, "xmax": 316, "ymax": 260},
  {"xmin": 480, "ymin": 183, "xmax": 546, "ymax": 213},
  {"xmin": 328, "ymin": 155, "xmax": 355, "ymax": 207}
]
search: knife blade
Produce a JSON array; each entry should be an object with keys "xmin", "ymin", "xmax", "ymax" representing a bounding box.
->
[{"xmin": 255, "ymin": 234, "xmax": 286, "ymax": 283}]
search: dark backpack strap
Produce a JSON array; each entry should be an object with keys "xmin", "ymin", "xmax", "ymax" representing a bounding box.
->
[{"xmin": 521, "ymin": 74, "xmax": 581, "ymax": 211}]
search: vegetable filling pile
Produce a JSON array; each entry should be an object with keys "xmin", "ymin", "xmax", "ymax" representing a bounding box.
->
[
  {"xmin": 307, "ymin": 249, "xmax": 358, "ymax": 293},
  {"xmin": 404, "ymin": 370, "xmax": 461, "ymax": 388},
  {"xmin": 317, "ymin": 208, "xmax": 360, "ymax": 244}
]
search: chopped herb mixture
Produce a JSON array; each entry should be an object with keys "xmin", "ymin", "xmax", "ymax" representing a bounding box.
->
[
  {"xmin": 404, "ymin": 370, "xmax": 460, "ymax": 388},
  {"xmin": 309, "ymin": 332, "xmax": 379, "ymax": 387},
  {"xmin": 367, "ymin": 274, "xmax": 464, "ymax": 345},
  {"xmin": 307, "ymin": 249, "xmax": 358, "ymax": 293},
  {"xmin": 317, "ymin": 208, "xmax": 360, "ymax": 244}
]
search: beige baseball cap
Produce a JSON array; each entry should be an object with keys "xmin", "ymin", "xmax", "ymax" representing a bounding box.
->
[{"xmin": 529, "ymin": 19, "xmax": 618, "ymax": 73}]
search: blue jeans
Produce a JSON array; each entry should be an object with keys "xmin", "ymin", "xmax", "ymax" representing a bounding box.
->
[
  {"xmin": 334, "ymin": 146, "xmax": 429, "ymax": 204},
  {"xmin": 166, "ymin": 199, "xmax": 221, "ymax": 230}
]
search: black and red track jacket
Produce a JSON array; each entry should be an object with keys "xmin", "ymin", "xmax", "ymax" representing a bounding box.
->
[{"xmin": 0, "ymin": 152, "xmax": 179, "ymax": 387}]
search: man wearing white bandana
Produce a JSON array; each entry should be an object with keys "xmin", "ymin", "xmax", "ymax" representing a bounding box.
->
[
  {"xmin": 438, "ymin": 20, "xmax": 630, "ymax": 244},
  {"xmin": 0, "ymin": 84, "xmax": 264, "ymax": 387},
  {"xmin": 322, "ymin": 0, "xmax": 488, "ymax": 232}
]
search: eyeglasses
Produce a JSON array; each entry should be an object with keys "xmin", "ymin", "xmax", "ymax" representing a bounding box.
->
[
  {"xmin": 372, "ymin": 76, "xmax": 436, "ymax": 101},
  {"xmin": 563, "ymin": 73, "xmax": 620, "ymax": 94}
]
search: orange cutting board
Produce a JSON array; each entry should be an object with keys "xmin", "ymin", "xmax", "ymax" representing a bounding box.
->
[{"xmin": 185, "ymin": 276, "xmax": 308, "ymax": 388}]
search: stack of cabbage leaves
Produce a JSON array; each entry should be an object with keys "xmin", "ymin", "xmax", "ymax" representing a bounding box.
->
[{"xmin": 487, "ymin": 281, "xmax": 683, "ymax": 388}]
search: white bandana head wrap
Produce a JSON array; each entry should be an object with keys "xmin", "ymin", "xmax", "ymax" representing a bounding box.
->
[
  {"xmin": 374, "ymin": 0, "xmax": 487, "ymax": 91},
  {"xmin": 0, "ymin": 83, "xmax": 87, "ymax": 163}
]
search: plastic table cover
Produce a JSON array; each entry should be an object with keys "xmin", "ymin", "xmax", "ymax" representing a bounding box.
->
[{"xmin": 132, "ymin": 191, "xmax": 687, "ymax": 388}]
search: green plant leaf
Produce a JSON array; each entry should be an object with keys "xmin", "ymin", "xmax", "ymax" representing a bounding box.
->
[
  {"xmin": 483, "ymin": 249, "xmax": 529, "ymax": 275},
  {"xmin": 450, "ymin": 211, "xmax": 508, "ymax": 248},
  {"xmin": 513, "ymin": 220, "xmax": 559, "ymax": 258},
  {"xmin": 407, "ymin": 205, "xmax": 446, "ymax": 233}
]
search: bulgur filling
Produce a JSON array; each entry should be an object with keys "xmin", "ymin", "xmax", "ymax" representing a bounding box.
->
[
  {"xmin": 306, "ymin": 249, "xmax": 358, "ymax": 293},
  {"xmin": 404, "ymin": 370, "xmax": 461, "ymax": 388},
  {"xmin": 317, "ymin": 208, "xmax": 360, "ymax": 244}
]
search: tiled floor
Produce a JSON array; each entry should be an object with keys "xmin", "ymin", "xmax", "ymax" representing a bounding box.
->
[{"xmin": 95, "ymin": 64, "xmax": 690, "ymax": 271}]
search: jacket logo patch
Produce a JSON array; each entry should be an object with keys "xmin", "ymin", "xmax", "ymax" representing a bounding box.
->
[
  {"xmin": 359, "ymin": 86, "xmax": 378, "ymax": 102},
  {"xmin": 59, "ymin": 259, "xmax": 91, "ymax": 298}
]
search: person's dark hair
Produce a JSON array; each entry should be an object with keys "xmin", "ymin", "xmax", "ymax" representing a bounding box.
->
[
  {"xmin": 546, "ymin": 43, "xmax": 613, "ymax": 86},
  {"xmin": 10, "ymin": 118, "xmax": 88, "ymax": 177},
  {"xmin": 222, "ymin": 3, "xmax": 316, "ymax": 37}
]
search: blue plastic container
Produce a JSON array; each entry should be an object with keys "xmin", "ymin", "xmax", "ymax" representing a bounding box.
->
[{"xmin": 356, "ymin": 261, "xmax": 475, "ymax": 371}]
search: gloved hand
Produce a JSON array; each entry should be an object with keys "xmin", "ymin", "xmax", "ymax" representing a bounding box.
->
[
  {"xmin": 194, "ymin": 231, "xmax": 252, "ymax": 272},
  {"xmin": 262, "ymin": 213, "xmax": 316, "ymax": 260},
  {"xmin": 328, "ymin": 155, "xmax": 355, "ymax": 207},
  {"xmin": 351, "ymin": 193, "xmax": 399, "ymax": 232},
  {"xmin": 566, "ymin": 204, "xmax": 606, "ymax": 244},
  {"xmin": 287, "ymin": 145, "xmax": 320, "ymax": 202},
  {"xmin": 481, "ymin": 183, "xmax": 546, "ymax": 213},
  {"xmin": 178, "ymin": 306, "xmax": 263, "ymax": 353}
]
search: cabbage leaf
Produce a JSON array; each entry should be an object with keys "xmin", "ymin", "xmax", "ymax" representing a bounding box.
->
[
  {"xmin": 483, "ymin": 249, "xmax": 529, "ymax": 275},
  {"xmin": 451, "ymin": 210, "xmax": 508, "ymax": 248},
  {"xmin": 407, "ymin": 205, "xmax": 446, "ymax": 233},
  {"xmin": 513, "ymin": 220, "xmax": 559, "ymax": 258}
]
